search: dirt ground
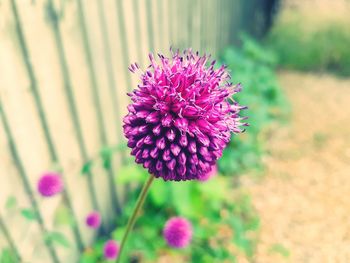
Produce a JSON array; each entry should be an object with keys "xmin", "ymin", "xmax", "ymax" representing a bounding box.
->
[{"xmin": 245, "ymin": 71, "xmax": 350, "ymax": 263}]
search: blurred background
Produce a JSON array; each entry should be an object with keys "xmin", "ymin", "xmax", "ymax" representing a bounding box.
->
[{"xmin": 0, "ymin": 0, "xmax": 350, "ymax": 262}]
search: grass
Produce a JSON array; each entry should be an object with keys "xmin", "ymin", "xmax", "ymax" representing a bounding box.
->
[{"xmin": 267, "ymin": 15, "xmax": 350, "ymax": 76}]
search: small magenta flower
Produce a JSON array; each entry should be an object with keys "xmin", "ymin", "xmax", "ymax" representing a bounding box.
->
[
  {"xmin": 163, "ymin": 217, "xmax": 192, "ymax": 248},
  {"xmin": 103, "ymin": 240, "xmax": 119, "ymax": 260},
  {"xmin": 198, "ymin": 164, "xmax": 217, "ymax": 182},
  {"xmin": 37, "ymin": 172, "xmax": 63, "ymax": 197},
  {"xmin": 85, "ymin": 211, "xmax": 101, "ymax": 229},
  {"xmin": 124, "ymin": 50, "xmax": 247, "ymax": 181}
]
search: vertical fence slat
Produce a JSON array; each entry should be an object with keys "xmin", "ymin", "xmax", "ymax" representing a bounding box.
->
[
  {"xmin": 0, "ymin": 214, "xmax": 21, "ymax": 261},
  {"xmin": 96, "ymin": 0, "xmax": 123, "ymax": 142},
  {"xmin": 76, "ymin": 0, "xmax": 121, "ymax": 217},
  {"xmin": 168, "ymin": 0, "xmax": 174, "ymax": 47},
  {"xmin": 174, "ymin": 0, "xmax": 179, "ymax": 48},
  {"xmin": 45, "ymin": 0, "xmax": 101, "ymax": 223},
  {"xmin": 219, "ymin": 0, "xmax": 223, "ymax": 50},
  {"xmin": 187, "ymin": 0, "xmax": 193, "ymax": 48},
  {"xmin": 176, "ymin": 0, "xmax": 182, "ymax": 49},
  {"xmin": 191, "ymin": 0, "xmax": 200, "ymax": 51},
  {"xmin": 157, "ymin": 0, "xmax": 165, "ymax": 51},
  {"xmin": 200, "ymin": 0, "xmax": 205, "ymax": 52},
  {"xmin": 212, "ymin": 0, "xmax": 218, "ymax": 56},
  {"xmin": 0, "ymin": 101, "xmax": 60, "ymax": 263},
  {"xmin": 132, "ymin": 0, "xmax": 145, "ymax": 66},
  {"xmin": 145, "ymin": 0, "xmax": 155, "ymax": 52},
  {"xmin": 162, "ymin": 0, "xmax": 170, "ymax": 51},
  {"xmin": 9, "ymin": 0, "xmax": 85, "ymax": 251},
  {"xmin": 222, "ymin": 0, "xmax": 230, "ymax": 48},
  {"xmin": 115, "ymin": 0, "xmax": 133, "ymax": 93}
]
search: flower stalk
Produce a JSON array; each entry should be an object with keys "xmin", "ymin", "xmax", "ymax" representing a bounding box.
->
[{"xmin": 117, "ymin": 175, "xmax": 155, "ymax": 262}]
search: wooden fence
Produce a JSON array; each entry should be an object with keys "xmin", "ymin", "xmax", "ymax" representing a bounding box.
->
[{"xmin": 0, "ymin": 0, "xmax": 269, "ymax": 262}]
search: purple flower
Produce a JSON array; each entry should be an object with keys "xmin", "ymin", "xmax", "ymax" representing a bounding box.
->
[
  {"xmin": 124, "ymin": 50, "xmax": 247, "ymax": 181},
  {"xmin": 85, "ymin": 211, "xmax": 101, "ymax": 229},
  {"xmin": 198, "ymin": 164, "xmax": 217, "ymax": 182},
  {"xmin": 37, "ymin": 172, "xmax": 63, "ymax": 197},
  {"xmin": 163, "ymin": 217, "xmax": 192, "ymax": 248},
  {"xmin": 103, "ymin": 240, "xmax": 119, "ymax": 260}
]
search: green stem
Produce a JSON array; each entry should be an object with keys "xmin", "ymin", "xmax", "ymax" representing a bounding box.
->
[{"xmin": 116, "ymin": 175, "xmax": 155, "ymax": 262}]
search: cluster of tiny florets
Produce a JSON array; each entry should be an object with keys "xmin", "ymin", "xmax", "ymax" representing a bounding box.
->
[
  {"xmin": 198, "ymin": 164, "xmax": 217, "ymax": 182},
  {"xmin": 85, "ymin": 211, "xmax": 101, "ymax": 229},
  {"xmin": 124, "ymin": 50, "xmax": 247, "ymax": 181},
  {"xmin": 37, "ymin": 172, "xmax": 63, "ymax": 197},
  {"xmin": 103, "ymin": 240, "xmax": 120, "ymax": 260},
  {"xmin": 163, "ymin": 217, "xmax": 193, "ymax": 248}
]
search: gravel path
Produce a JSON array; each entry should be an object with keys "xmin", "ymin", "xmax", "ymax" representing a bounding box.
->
[{"xmin": 246, "ymin": 71, "xmax": 350, "ymax": 263}]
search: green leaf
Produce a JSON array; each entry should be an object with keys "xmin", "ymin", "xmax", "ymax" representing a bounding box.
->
[
  {"xmin": 80, "ymin": 239, "xmax": 105, "ymax": 263},
  {"xmin": 112, "ymin": 227, "xmax": 125, "ymax": 241},
  {"xmin": 100, "ymin": 145, "xmax": 117, "ymax": 158},
  {"xmin": 198, "ymin": 176, "xmax": 229, "ymax": 201},
  {"xmin": 81, "ymin": 160, "xmax": 93, "ymax": 175},
  {"xmin": 100, "ymin": 146, "xmax": 114, "ymax": 170},
  {"xmin": 54, "ymin": 204, "xmax": 75, "ymax": 226},
  {"xmin": 20, "ymin": 208, "xmax": 38, "ymax": 221},
  {"xmin": 102, "ymin": 157, "xmax": 111, "ymax": 169},
  {"xmin": 170, "ymin": 182, "xmax": 194, "ymax": 217},
  {"xmin": 79, "ymin": 252, "xmax": 99, "ymax": 263},
  {"xmin": 0, "ymin": 248, "xmax": 16, "ymax": 263},
  {"xmin": 116, "ymin": 164, "xmax": 145, "ymax": 184},
  {"xmin": 149, "ymin": 180, "xmax": 168, "ymax": 206},
  {"xmin": 115, "ymin": 142, "xmax": 128, "ymax": 152},
  {"xmin": 5, "ymin": 196, "xmax": 17, "ymax": 210},
  {"xmin": 269, "ymin": 243, "xmax": 290, "ymax": 258},
  {"xmin": 45, "ymin": 231, "xmax": 70, "ymax": 248}
]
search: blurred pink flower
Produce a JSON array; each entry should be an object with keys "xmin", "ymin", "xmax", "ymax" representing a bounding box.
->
[
  {"xmin": 37, "ymin": 172, "xmax": 63, "ymax": 197},
  {"xmin": 103, "ymin": 240, "xmax": 119, "ymax": 260},
  {"xmin": 163, "ymin": 217, "xmax": 192, "ymax": 248},
  {"xmin": 85, "ymin": 211, "xmax": 101, "ymax": 229}
]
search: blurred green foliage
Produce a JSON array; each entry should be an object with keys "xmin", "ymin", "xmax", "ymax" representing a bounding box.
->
[
  {"xmin": 219, "ymin": 35, "xmax": 288, "ymax": 176},
  {"xmin": 267, "ymin": 17, "xmax": 350, "ymax": 76},
  {"xmin": 268, "ymin": 243, "xmax": 290, "ymax": 258},
  {"xmin": 0, "ymin": 248, "xmax": 16, "ymax": 263},
  {"xmin": 5, "ymin": 196, "xmax": 17, "ymax": 210},
  {"xmin": 20, "ymin": 208, "xmax": 38, "ymax": 221},
  {"xmin": 44, "ymin": 231, "xmax": 71, "ymax": 248},
  {"xmin": 80, "ymin": 164, "xmax": 259, "ymax": 263}
]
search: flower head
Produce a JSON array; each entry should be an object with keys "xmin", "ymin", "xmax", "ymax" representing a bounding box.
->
[
  {"xmin": 85, "ymin": 211, "xmax": 101, "ymax": 229},
  {"xmin": 198, "ymin": 164, "xmax": 217, "ymax": 181},
  {"xmin": 37, "ymin": 172, "xmax": 63, "ymax": 197},
  {"xmin": 124, "ymin": 50, "xmax": 247, "ymax": 181},
  {"xmin": 103, "ymin": 240, "xmax": 119, "ymax": 260},
  {"xmin": 163, "ymin": 217, "xmax": 192, "ymax": 248}
]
